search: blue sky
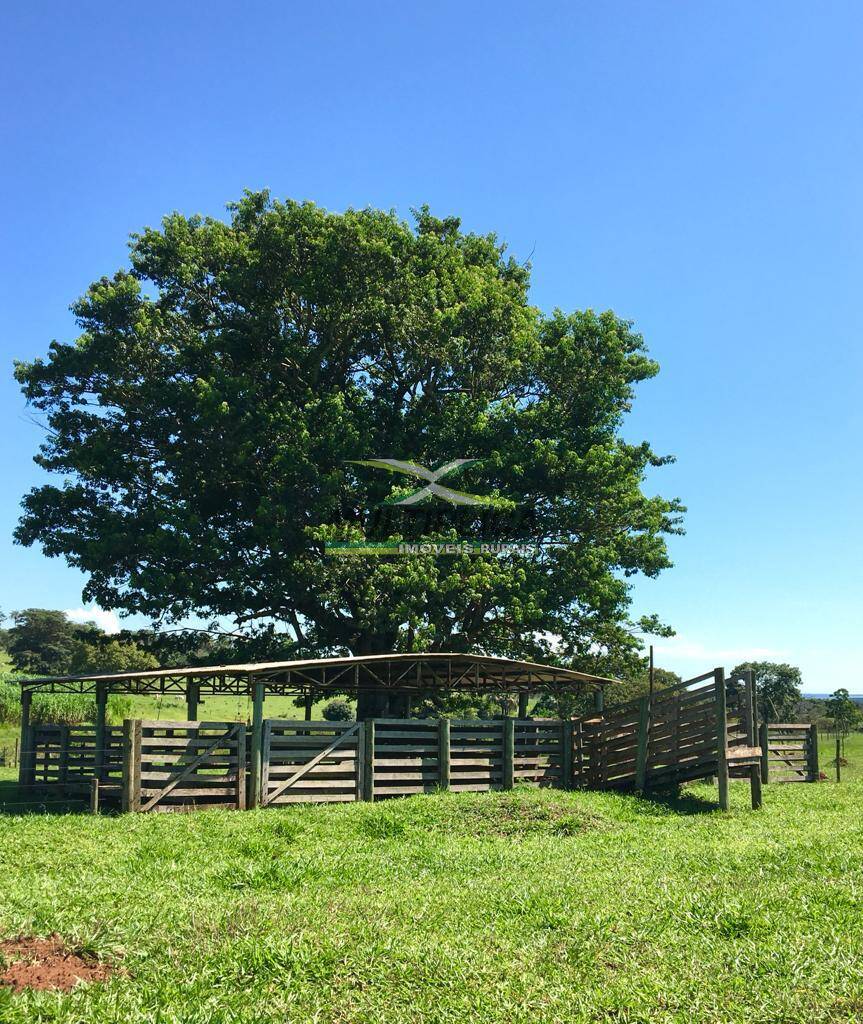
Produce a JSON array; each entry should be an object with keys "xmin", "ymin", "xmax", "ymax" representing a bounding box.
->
[{"xmin": 0, "ymin": 2, "xmax": 860, "ymax": 691}]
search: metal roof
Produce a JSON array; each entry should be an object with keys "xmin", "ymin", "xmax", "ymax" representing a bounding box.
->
[{"xmin": 18, "ymin": 652, "xmax": 615, "ymax": 696}]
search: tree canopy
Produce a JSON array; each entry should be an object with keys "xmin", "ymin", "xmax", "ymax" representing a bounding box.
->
[
  {"xmin": 825, "ymin": 688, "xmax": 860, "ymax": 737},
  {"xmin": 733, "ymin": 661, "xmax": 803, "ymax": 723},
  {"xmin": 15, "ymin": 193, "xmax": 682, "ymax": 691},
  {"xmin": 4, "ymin": 608, "xmax": 157, "ymax": 677}
]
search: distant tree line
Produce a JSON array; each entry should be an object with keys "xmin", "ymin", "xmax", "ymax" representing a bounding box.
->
[
  {"xmin": 0, "ymin": 609, "xmax": 857, "ymax": 732},
  {"xmin": 0, "ymin": 607, "xmax": 305, "ymax": 679}
]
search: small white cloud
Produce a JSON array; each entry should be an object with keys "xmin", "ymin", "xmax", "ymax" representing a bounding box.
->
[
  {"xmin": 64, "ymin": 607, "xmax": 121, "ymax": 635},
  {"xmin": 652, "ymin": 635, "xmax": 783, "ymax": 665}
]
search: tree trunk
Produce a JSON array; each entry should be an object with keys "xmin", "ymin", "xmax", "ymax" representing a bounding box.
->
[{"xmin": 353, "ymin": 634, "xmax": 409, "ymax": 720}]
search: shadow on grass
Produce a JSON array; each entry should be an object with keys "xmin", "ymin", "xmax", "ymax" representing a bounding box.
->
[
  {"xmin": 637, "ymin": 787, "xmax": 720, "ymax": 816},
  {"xmin": 0, "ymin": 779, "xmax": 94, "ymax": 817}
]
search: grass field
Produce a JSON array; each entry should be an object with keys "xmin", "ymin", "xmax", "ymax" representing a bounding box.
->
[{"xmin": 1, "ymin": 736, "xmax": 863, "ymax": 1023}]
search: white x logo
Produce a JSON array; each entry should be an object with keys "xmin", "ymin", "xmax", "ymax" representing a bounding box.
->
[{"xmin": 348, "ymin": 458, "xmax": 494, "ymax": 506}]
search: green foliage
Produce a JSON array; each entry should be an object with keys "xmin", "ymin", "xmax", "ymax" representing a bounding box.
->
[
  {"xmin": 532, "ymin": 665, "xmax": 680, "ymax": 718},
  {"xmin": 733, "ymin": 661, "xmax": 803, "ymax": 722},
  {"xmin": 15, "ymin": 194, "xmax": 682, "ymax": 692},
  {"xmin": 29, "ymin": 693, "xmax": 96, "ymax": 725},
  {"xmin": 0, "ymin": 676, "xmax": 131, "ymax": 727},
  {"xmin": 68, "ymin": 639, "xmax": 159, "ymax": 675},
  {"xmin": 531, "ymin": 691, "xmax": 590, "ymax": 718},
  {"xmin": 321, "ymin": 699, "xmax": 354, "ymax": 722},
  {"xmin": 5, "ymin": 609, "xmax": 97, "ymax": 675},
  {"xmin": 825, "ymin": 688, "xmax": 861, "ymax": 736},
  {"xmin": 5, "ymin": 608, "xmax": 158, "ymax": 681},
  {"xmin": 411, "ymin": 691, "xmax": 496, "ymax": 719},
  {"xmin": 0, "ymin": 680, "xmax": 19, "ymax": 724},
  {"xmin": 120, "ymin": 627, "xmax": 275, "ymax": 669}
]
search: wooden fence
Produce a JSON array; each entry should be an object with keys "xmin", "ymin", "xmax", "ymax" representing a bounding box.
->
[
  {"xmin": 24, "ymin": 668, "xmax": 811, "ymax": 814},
  {"xmin": 577, "ymin": 670, "xmax": 761, "ymax": 804},
  {"xmin": 29, "ymin": 723, "xmax": 124, "ymax": 793},
  {"xmin": 758, "ymin": 722, "xmax": 819, "ymax": 782}
]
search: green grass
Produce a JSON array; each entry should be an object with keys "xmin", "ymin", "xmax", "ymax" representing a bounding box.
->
[
  {"xmin": 824, "ymin": 728, "xmax": 862, "ymax": 781},
  {"xmin": 1, "ymin": 768, "xmax": 863, "ymax": 1022}
]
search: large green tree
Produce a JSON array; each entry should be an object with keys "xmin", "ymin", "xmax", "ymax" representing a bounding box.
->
[
  {"xmin": 825, "ymin": 688, "xmax": 860, "ymax": 746},
  {"xmin": 6, "ymin": 609, "xmax": 99, "ymax": 675},
  {"xmin": 15, "ymin": 193, "xmax": 682, "ymax": 712},
  {"xmin": 733, "ymin": 661, "xmax": 803, "ymax": 723}
]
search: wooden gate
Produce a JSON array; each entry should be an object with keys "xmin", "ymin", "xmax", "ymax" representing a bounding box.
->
[
  {"xmin": 125, "ymin": 720, "xmax": 246, "ymax": 812},
  {"xmin": 260, "ymin": 720, "xmax": 362, "ymax": 805},
  {"xmin": 760, "ymin": 722, "xmax": 818, "ymax": 782}
]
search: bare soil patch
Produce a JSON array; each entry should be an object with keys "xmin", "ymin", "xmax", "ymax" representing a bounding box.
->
[{"xmin": 0, "ymin": 934, "xmax": 115, "ymax": 993}]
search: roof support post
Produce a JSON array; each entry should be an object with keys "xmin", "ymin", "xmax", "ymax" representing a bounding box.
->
[
  {"xmin": 594, "ymin": 687, "xmax": 604, "ymax": 714},
  {"xmin": 518, "ymin": 693, "xmax": 529, "ymax": 719},
  {"xmin": 249, "ymin": 676, "xmax": 265, "ymax": 808}
]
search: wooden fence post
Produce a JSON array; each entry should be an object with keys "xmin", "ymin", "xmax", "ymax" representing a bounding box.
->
[
  {"xmin": 58, "ymin": 725, "xmax": 70, "ymax": 795},
  {"xmin": 18, "ymin": 688, "xmax": 32, "ymax": 788},
  {"xmin": 503, "ymin": 717, "xmax": 515, "ymax": 790},
  {"xmin": 186, "ymin": 681, "xmax": 200, "ymax": 722},
  {"xmin": 249, "ymin": 678, "xmax": 264, "ymax": 808},
  {"xmin": 236, "ymin": 723, "xmax": 247, "ymax": 810},
  {"xmin": 362, "ymin": 719, "xmax": 375, "ymax": 801},
  {"xmin": 94, "ymin": 682, "xmax": 108, "ymax": 784},
  {"xmin": 561, "ymin": 720, "xmax": 573, "ymax": 790},
  {"xmin": 759, "ymin": 721, "xmax": 769, "ymax": 783},
  {"xmin": 635, "ymin": 695, "xmax": 650, "ymax": 793},
  {"xmin": 835, "ymin": 734, "xmax": 841, "ymax": 783},
  {"xmin": 714, "ymin": 668, "xmax": 730, "ymax": 811},
  {"xmin": 744, "ymin": 669, "xmax": 762, "ymax": 809},
  {"xmin": 121, "ymin": 719, "xmax": 141, "ymax": 813},
  {"xmin": 90, "ymin": 777, "xmax": 100, "ymax": 813},
  {"xmin": 574, "ymin": 719, "xmax": 584, "ymax": 788},
  {"xmin": 808, "ymin": 723, "xmax": 819, "ymax": 782},
  {"xmin": 439, "ymin": 718, "xmax": 451, "ymax": 790}
]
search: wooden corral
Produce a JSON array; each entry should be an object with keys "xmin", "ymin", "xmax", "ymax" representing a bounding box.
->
[{"xmin": 16, "ymin": 661, "xmax": 808, "ymax": 814}]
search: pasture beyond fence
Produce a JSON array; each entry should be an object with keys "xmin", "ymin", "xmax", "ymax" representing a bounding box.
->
[{"xmin": 13, "ymin": 667, "xmax": 815, "ymax": 814}]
